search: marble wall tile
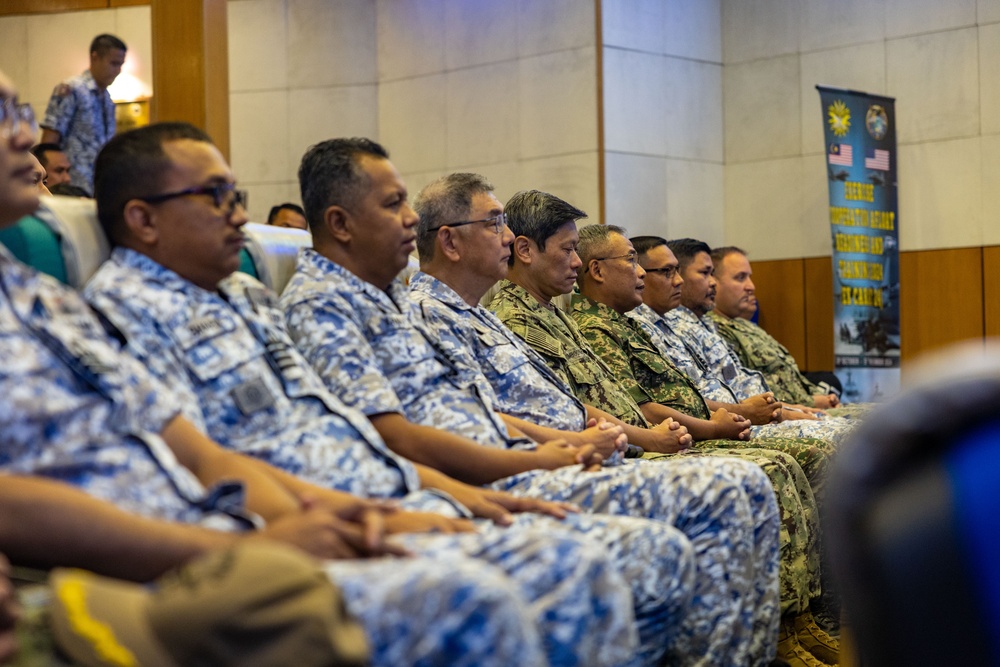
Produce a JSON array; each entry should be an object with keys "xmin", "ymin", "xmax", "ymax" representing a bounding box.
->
[
  {"xmin": 378, "ymin": 73, "xmax": 447, "ymax": 173},
  {"xmin": 799, "ymin": 41, "xmax": 887, "ymax": 154},
  {"xmin": 444, "ymin": 0, "xmax": 517, "ymax": 69},
  {"xmin": 724, "ymin": 54, "xmax": 801, "ymax": 163},
  {"xmin": 896, "ymin": 137, "xmax": 982, "ymax": 250},
  {"xmin": 800, "ymin": 0, "xmax": 885, "ymax": 52},
  {"xmin": 980, "ymin": 134, "xmax": 1000, "ymax": 244},
  {"xmin": 980, "ymin": 0, "xmax": 1000, "ymax": 25},
  {"xmin": 887, "ymin": 28, "xmax": 979, "ymax": 143},
  {"xmin": 665, "ymin": 159, "xmax": 725, "ymax": 245},
  {"xmin": 518, "ymin": 152, "xmax": 601, "ymax": 225},
  {"xmin": 721, "ymin": 0, "xmax": 799, "ymax": 64},
  {"xmin": 446, "ymin": 60, "xmax": 519, "ymax": 168},
  {"xmin": 664, "ymin": 0, "xmax": 722, "ymax": 62},
  {"xmin": 518, "ymin": 0, "xmax": 595, "ymax": 58},
  {"xmin": 287, "ymin": 84, "xmax": 378, "ymax": 169},
  {"xmin": 603, "ymin": 151, "xmax": 667, "ymax": 234},
  {"xmin": 230, "ymin": 89, "xmax": 290, "ymax": 183},
  {"xmin": 724, "ymin": 156, "xmax": 805, "ymax": 260},
  {"xmin": 665, "ymin": 57, "xmax": 723, "ymax": 161},
  {"xmin": 376, "ymin": 0, "xmax": 446, "ymax": 81},
  {"xmin": 885, "ymin": 0, "xmax": 976, "ymax": 39},
  {"xmin": 980, "ymin": 23, "xmax": 1000, "ymax": 135},
  {"xmin": 289, "ymin": 0, "xmax": 377, "ymax": 88},
  {"xmin": 798, "ymin": 153, "xmax": 836, "ymax": 258},
  {"xmin": 602, "ymin": 48, "xmax": 669, "ymax": 155},
  {"xmin": 602, "ymin": 0, "xmax": 666, "ymax": 54},
  {"xmin": 244, "ymin": 181, "xmax": 301, "ymax": 225},
  {"xmin": 228, "ymin": 0, "xmax": 288, "ymax": 92},
  {"xmin": 519, "ymin": 47, "xmax": 598, "ymax": 159}
]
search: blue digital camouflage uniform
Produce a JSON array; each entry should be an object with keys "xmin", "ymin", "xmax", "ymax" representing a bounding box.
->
[
  {"xmin": 659, "ymin": 306, "xmax": 856, "ymax": 445},
  {"xmin": 83, "ymin": 247, "xmax": 691, "ymax": 667},
  {"xmin": 41, "ymin": 71, "xmax": 115, "ymax": 193},
  {"xmin": 707, "ymin": 310, "xmax": 872, "ymax": 419},
  {"xmin": 283, "ymin": 251, "xmax": 782, "ymax": 666},
  {"xmin": 483, "ymin": 280, "xmax": 821, "ymax": 617},
  {"xmin": 0, "ymin": 245, "xmax": 641, "ymax": 667}
]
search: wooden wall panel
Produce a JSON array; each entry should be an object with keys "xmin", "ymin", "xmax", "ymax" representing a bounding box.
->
[
  {"xmin": 0, "ymin": 0, "xmax": 107, "ymax": 15},
  {"xmin": 749, "ymin": 258, "xmax": 807, "ymax": 365},
  {"xmin": 984, "ymin": 246, "xmax": 1000, "ymax": 337},
  {"xmin": 899, "ymin": 247, "xmax": 984, "ymax": 360},
  {"xmin": 803, "ymin": 256, "xmax": 834, "ymax": 371},
  {"xmin": 150, "ymin": 0, "xmax": 229, "ymax": 159}
]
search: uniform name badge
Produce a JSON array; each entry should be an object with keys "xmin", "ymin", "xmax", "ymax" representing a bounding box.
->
[
  {"xmin": 232, "ymin": 377, "xmax": 276, "ymax": 415},
  {"xmin": 722, "ymin": 363, "xmax": 738, "ymax": 382}
]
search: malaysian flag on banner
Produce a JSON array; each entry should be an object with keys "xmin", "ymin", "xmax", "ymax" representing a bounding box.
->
[
  {"xmin": 828, "ymin": 143, "xmax": 852, "ymax": 166},
  {"xmin": 865, "ymin": 148, "xmax": 890, "ymax": 171}
]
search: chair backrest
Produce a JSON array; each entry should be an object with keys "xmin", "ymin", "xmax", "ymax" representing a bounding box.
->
[
  {"xmin": 240, "ymin": 223, "xmax": 312, "ymax": 293},
  {"xmin": 825, "ymin": 343, "xmax": 1000, "ymax": 666},
  {"xmin": 0, "ymin": 198, "xmax": 313, "ymax": 294}
]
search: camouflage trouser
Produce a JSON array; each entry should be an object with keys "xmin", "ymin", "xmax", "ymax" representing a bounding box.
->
[
  {"xmin": 494, "ymin": 457, "xmax": 781, "ymax": 667},
  {"xmin": 646, "ymin": 447, "xmax": 822, "ymax": 618},
  {"xmin": 12, "ymin": 580, "xmax": 68, "ymax": 667},
  {"xmin": 825, "ymin": 403, "xmax": 874, "ymax": 420},
  {"xmin": 707, "ymin": 434, "xmax": 833, "ymax": 506},
  {"xmin": 751, "ymin": 415, "xmax": 855, "ymax": 449}
]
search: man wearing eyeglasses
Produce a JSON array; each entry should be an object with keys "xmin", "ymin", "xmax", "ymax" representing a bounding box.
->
[{"xmin": 280, "ymin": 141, "xmax": 786, "ymax": 666}]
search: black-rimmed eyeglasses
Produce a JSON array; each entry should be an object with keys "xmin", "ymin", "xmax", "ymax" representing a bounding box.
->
[
  {"xmin": 0, "ymin": 97, "xmax": 37, "ymax": 140},
  {"xmin": 641, "ymin": 265, "xmax": 678, "ymax": 278},
  {"xmin": 429, "ymin": 212, "xmax": 506, "ymax": 234},
  {"xmin": 138, "ymin": 183, "xmax": 248, "ymax": 216}
]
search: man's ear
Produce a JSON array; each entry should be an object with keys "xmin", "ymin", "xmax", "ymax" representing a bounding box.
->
[
  {"xmin": 322, "ymin": 205, "xmax": 352, "ymax": 243},
  {"xmin": 437, "ymin": 226, "xmax": 461, "ymax": 262},
  {"xmin": 512, "ymin": 236, "xmax": 533, "ymax": 264},
  {"xmin": 122, "ymin": 199, "xmax": 158, "ymax": 245},
  {"xmin": 585, "ymin": 258, "xmax": 606, "ymax": 283}
]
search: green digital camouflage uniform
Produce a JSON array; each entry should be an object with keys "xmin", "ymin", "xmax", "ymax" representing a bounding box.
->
[
  {"xmin": 12, "ymin": 577, "xmax": 67, "ymax": 667},
  {"xmin": 708, "ymin": 311, "xmax": 870, "ymax": 420},
  {"xmin": 490, "ymin": 281, "xmax": 820, "ymax": 616},
  {"xmin": 569, "ymin": 294, "xmax": 834, "ymax": 506}
]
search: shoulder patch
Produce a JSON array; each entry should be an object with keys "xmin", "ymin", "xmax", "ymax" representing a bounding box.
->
[{"xmin": 53, "ymin": 83, "xmax": 71, "ymax": 97}]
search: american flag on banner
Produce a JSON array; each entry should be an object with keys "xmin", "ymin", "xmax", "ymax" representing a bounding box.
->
[
  {"xmin": 865, "ymin": 148, "xmax": 890, "ymax": 171},
  {"xmin": 828, "ymin": 143, "xmax": 852, "ymax": 166}
]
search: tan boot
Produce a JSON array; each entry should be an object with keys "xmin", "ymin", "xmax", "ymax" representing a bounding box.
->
[
  {"xmin": 794, "ymin": 612, "xmax": 840, "ymax": 665},
  {"xmin": 777, "ymin": 619, "xmax": 832, "ymax": 667}
]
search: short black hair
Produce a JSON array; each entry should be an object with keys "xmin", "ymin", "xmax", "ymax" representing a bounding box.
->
[
  {"xmin": 413, "ymin": 173, "xmax": 494, "ymax": 262},
  {"xmin": 31, "ymin": 143, "xmax": 64, "ymax": 168},
  {"xmin": 630, "ymin": 235, "xmax": 667, "ymax": 259},
  {"xmin": 267, "ymin": 202, "xmax": 305, "ymax": 224},
  {"xmin": 504, "ymin": 190, "xmax": 586, "ymax": 263},
  {"xmin": 90, "ymin": 34, "xmax": 127, "ymax": 56},
  {"xmin": 297, "ymin": 137, "xmax": 389, "ymax": 232},
  {"xmin": 94, "ymin": 122, "xmax": 212, "ymax": 245},
  {"xmin": 665, "ymin": 238, "xmax": 712, "ymax": 271}
]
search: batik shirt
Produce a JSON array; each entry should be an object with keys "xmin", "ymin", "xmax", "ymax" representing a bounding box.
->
[
  {"xmin": 409, "ymin": 272, "xmax": 588, "ymax": 433},
  {"xmin": 489, "ymin": 281, "xmax": 649, "ymax": 428},
  {"xmin": 664, "ymin": 306, "xmax": 770, "ymax": 398},
  {"xmin": 84, "ymin": 248, "xmax": 422, "ymax": 500},
  {"xmin": 281, "ymin": 250, "xmax": 518, "ymax": 449},
  {"xmin": 41, "ymin": 71, "xmax": 115, "ymax": 193},
  {"xmin": 709, "ymin": 310, "xmax": 820, "ymax": 406},
  {"xmin": 570, "ymin": 294, "xmax": 713, "ymax": 419},
  {"xmin": 630, "ymin": 303, "xmax": 741, "ymax": 403},
  {"xmin": 0, "ymin": 246, "xmax": 248, "ymax": 530}
]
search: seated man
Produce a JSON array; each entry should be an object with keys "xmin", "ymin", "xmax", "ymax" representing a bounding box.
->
[
  {"xmin": 1, "ymin": 477, "xmax": 369, "ymax": 667},
  {"xmin": 267, "ymin": 202, "xmax": 308, "ymax": 230},
  {"xmin": 280, "ymin": 138, "xmax": 781, "ymax": 665},
  {"xmin": 411, "ymin": 173, "xmax": 837, "ymax": 667},
  {"xmin": 82, "ymin": 123, "xmax": 695, "ymax": 666},
  {"xmin": 0, "ymin": 101, "xmax": 634, "ymax": 665},
  {"xmin": 630, "ymin": 236, "xmax": 855, "ymax": 448},
  {"xmin": 709, "ymin": 246, "xmax": 868, "ymax": 419}
]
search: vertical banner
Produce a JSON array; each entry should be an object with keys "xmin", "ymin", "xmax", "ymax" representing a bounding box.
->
[{"xmin": 817, "ymin": 86, "xmax": 900, "ymax": 402}]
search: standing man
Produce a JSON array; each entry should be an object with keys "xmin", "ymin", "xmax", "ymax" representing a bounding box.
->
[
  {"xmin": 40, "ymin": 34, "xmax": 125, "ymax": 195},
  {"xmin": 29, "ymin": 143, "xmax": 71, "ymax": 188}
]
